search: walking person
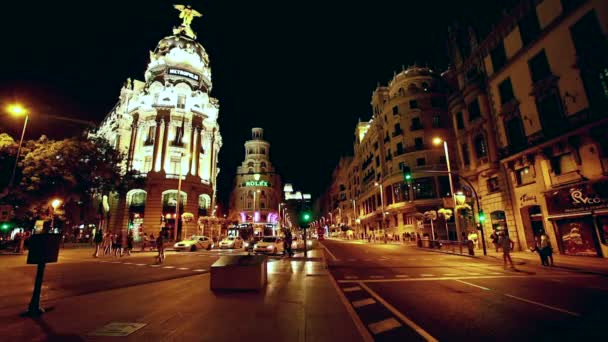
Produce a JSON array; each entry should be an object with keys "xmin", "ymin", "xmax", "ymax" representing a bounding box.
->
[
  {"xmin": 531, "ymin": 236, "xmax": 549, "ymax": 266},
  {"xmin": 93, "ymin": 229, "xmax": 103, "ymax": 258},
  {"xmin": 114, "ymin": 232, "xmax": 123, "ymax": 257},
  {"xmin": 490, "ymin": 231, "xmax": 499, "ymax": 252},
  {"xmin": 540, "ymin": 233, "xmax": 554, "ymax": 266},
  {"xmin": 156, "ymin": 232, "xmax": 165, "ymax": 263},
  {"xmin": 102, "ymin": 233, "xmax": 111, "ymax": 255},
  {"xmin": 500, "ymin": 234, "xmax": 515, "ymax": 269},
  {"xmin": 126, "ymin": 231, "xmax": 134, "ymax": 256},
  {"xmin": 283, "ymin": 229, "xmax": 294, "ymax": 257}
]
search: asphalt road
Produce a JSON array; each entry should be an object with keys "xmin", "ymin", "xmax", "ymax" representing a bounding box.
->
[{"xmin": 322, "ymin": 239, "xmax": 608, "ymax": 341}]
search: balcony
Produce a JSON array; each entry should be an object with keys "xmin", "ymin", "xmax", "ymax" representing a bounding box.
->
[{"xmin": 392, "ymin": 130, "xmax": 403, "ymax": 138}]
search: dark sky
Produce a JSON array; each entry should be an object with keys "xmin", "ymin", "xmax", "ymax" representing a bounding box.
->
[{"xmin": 0, "ymin": 0, "xmax": 515, "ymax": 206}]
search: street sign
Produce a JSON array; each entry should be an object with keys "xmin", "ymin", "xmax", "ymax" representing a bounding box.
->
[{"xmin": 88, "ymin": 322, "xmax": 147, "ymax": 337}]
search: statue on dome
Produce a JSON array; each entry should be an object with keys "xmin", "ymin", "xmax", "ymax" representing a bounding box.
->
[{"xmin": 174, "ymin": 4, "xmax": 202, "ymax": 27}]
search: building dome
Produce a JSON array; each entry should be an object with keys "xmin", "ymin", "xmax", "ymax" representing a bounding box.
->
[{"xmin": 153, "ymin": 34, "xmax": 209, "ymax": 63}]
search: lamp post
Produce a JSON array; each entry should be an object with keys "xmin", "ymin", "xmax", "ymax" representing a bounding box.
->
[
  {"xmin": 433, "ymin": 137, "xmax": 463, "ymax": 244},
  {"xmin": 352, "ymin": 199, "xmax": 358, "ymax": 237},
  {"xmin": 50, "ymin": 199, "xmax": 62, "ymax": 232},
  {"xmin": 375, "ymin": 182, "xmax": 385, "ymax": 233},
  {"xmin": 6, "ymin": 104, "xmax": 29, "ymax": 190}
]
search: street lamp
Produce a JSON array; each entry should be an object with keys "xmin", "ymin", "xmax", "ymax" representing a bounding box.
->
[
  {"xmin": 433, "ymin": 137, "xmax": 462, "ymax": 243},
  {"xmin": 50, "ymin": 198, "xmax": 62, "ymax": 232},
  {"xmin": 6, "ymin": 103, "xmax": 29, "ymax": 190}
]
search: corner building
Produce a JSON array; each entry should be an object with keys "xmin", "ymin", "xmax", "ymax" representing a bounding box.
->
[
  {"xmin": 228, "ymin": 128, "xmax": 282, "ymax": 236},
  {"xmin": 96, "ymin": 16, "xmax": 222, "ymax": 240},
  {"xmin": 343, "ymin": 66, "xmax": 456, "ymax": 238}
]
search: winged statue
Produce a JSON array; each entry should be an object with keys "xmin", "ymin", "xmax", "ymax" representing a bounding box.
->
[{"xmin": 174, "ymin": 4, "xmax": 202, "ymax": 26}]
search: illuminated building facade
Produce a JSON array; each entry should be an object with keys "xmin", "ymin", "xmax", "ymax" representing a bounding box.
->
[
  {"xmin": 228, "ymin": 128, "xmax": 282, "ymax": 236},
  {"xmin": 95, "ymin": 7, "xmax": 222, "ymax": 240}
]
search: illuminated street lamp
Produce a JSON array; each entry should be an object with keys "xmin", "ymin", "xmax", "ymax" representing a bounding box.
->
[
  {"xmin": 50, "ymin": 198, "xmax": 62, "ymax": 231},
  {"xmin": 5, "ymin": 103, "xmax": 29, "ymax": 189},
  {"xmin": 433, "ymin": 137, "xmax": 462, "ymax": 241}
]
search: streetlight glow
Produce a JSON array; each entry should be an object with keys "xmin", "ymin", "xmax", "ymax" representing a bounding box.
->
[
  {"xmin": 51, "ymin": 199, "xmax": 62, "ymax": 209},
  {"xmin": 7, "ymin": 103, "xmax": 27, "ymax": 117},
  {"xmin": 432, "ymin": 137, "xmax": 443, "ymax": 146}
]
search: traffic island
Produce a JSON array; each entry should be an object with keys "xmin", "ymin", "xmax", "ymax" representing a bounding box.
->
[{"xmin": 210, "ymin": 254, "xmax": 267, "ymax": 291}]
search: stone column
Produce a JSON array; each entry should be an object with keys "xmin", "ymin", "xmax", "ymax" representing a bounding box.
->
[
  {"xmin": 189, "ymin": 125, "xmax": 196, "ymax": 175},
  {"xmin": 195, "ymin": 127, "xmax": 202, "ymax": 176},
  {"xmin": 152, "ymin": 118, "xmax": 162, "ymax": 172},
  {"xmin": 160, "ymin": 116, "xmax": 170, "ymax": 173},
  {"xmin": 127, "ymin": 114, "xmax": 139, "ymax": 170}
]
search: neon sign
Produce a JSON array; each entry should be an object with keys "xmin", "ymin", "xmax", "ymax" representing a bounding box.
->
[
  {"xmin": 167, "ymin": 68, "xmax": 200, "ymax": 81},
  {"xmin": 245, "ymin": 180, "xmax": 269, "ymax": 187}
]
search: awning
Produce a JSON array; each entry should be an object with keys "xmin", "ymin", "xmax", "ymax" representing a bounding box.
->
[{"xmin": 547, "ymin": 211, "xmax": 592, "ymax": 220}]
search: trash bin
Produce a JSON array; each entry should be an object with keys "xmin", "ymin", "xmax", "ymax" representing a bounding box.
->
[
  {"xmin": 422, "ymin": 238, "xmax": 430, "ymax": 248},
  {"xmin": 467, "ymin": 240, "xmax": 475, "ymax": 256}
]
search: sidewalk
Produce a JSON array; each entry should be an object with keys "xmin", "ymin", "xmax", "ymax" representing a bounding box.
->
[
  {"xmin": 481, "ymin": 249, "xmax": 608, "ymax": 275},
  {"xmin": 0, "ymin": 247, "xmax": 365, "ymax": 341}
]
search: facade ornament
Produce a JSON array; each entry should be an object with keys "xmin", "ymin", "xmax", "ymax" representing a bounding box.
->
[{"xmin": 173, "ymin": 4, "xmax": 202, "ymax": 38}]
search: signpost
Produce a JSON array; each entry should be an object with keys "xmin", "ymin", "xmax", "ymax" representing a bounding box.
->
[{"xmin": 23, "ymin": 233, "xmax": 61, "ymax": 317}]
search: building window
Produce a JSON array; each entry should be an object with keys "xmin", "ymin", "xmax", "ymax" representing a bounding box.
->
[
  {"xmin": 143, "ymin": 156, "xmax": 152, "ymax": 172},
  {"xmin": 432, "ymin": 115, "xmax": 441, "ymax": 128},
  {"xmin": 145, "ymin": 126, "xmax": 155, "ymax": 145},
  {"xmin": 505, "ymin": 117, "xmax": 527, "ymax": 151},
  {"xmin": 411, "ymin": 117, "xmax": 422, "ymax": 130},
  {"xmin": 172, "ymin": 126, "xmax": 184, "ymax": 146},
  {"xmin": 552, "ymin": 153, "xmax": 578, "ymax": 175},
  {"xmin": 498, "ymin": 78, "xmax": 515, "ymax": 105},
  {"xmin": 409, "ymin": 100, "xmax": 418, "ymax": 109},
  {"xmin": 474, "ymin": 135, "xmax": 488, "ymax": 158},
  {"xmin": 438, "ymin": 176, "xmax": 451, "ymax": 197},
  {"xmin": 392, "ymin": 106, "xmax": 398, "ymax": 115},
  {"xmin": 375, "ymin": 156, "xmax": 380, "ymax": 167},
  {"xmin": 462, "ymin": 144, "xmax": 470, "ymax": 166},
  {"xmin": 468, "ymin": 99, "xmax": 481, "ymax": 121},
  {"xmin": 536, "ymin": 91, "xmax": 564, "ymax": 135},
  {"xmin": 396, "ymin": 142, "xmax": 404, "ymax": 155},
  {"xmin": 260, "ymin": 148, "xmax": 266, "ymax": 155},
  {"xmin": 487, "ymin": 177, "xmax": 500, "ymax": 192},
  {"xmin": 169, "ymin": 157, "xmax": 181, "ymax": 174},
  {"xmin": 414, "ymin": 137, "xmax": 424, "ymax": 150},
  {"xmin": 516, "ymin": 166, "xmax": 535, "ymax": 186},
  {"xmin": 490, "ymin": 42, "xmax": 507, "ymax": 72},
  {"xmin": 528, "ymin": 50, "xmax": 552, "ymax": 83},
  {"xmin": 431, "ymin": 97, "xmax": 446, "ymax": 108},
  {"xmin": 519, "ymin": 9, "xmax": 541, "ymax": 46},
  {"xmin": 416, "ymin": 158, "xmax": 426, "ymax": 166},
  {"xmin": 414, "ymin": 177, "xmax": 436, "ymax": 200},
  {"xmin": 456, "ymin": 112, "xmax": 464, "ymax": 129},
  {"xmin": 177, "ymin": 95, "xmax": 186, "ymax": 109}
]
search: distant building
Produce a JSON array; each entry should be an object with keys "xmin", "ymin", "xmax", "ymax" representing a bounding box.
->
[
  {"xmin": 228, "ymin": 128, "xmax": 282, "ymax": 237},
  {"xmin": 95, "ymin": 9, "xmax": 222, "ymax": 240}
]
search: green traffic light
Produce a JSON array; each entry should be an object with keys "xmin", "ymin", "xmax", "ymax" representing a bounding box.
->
[
  {"xmin": 1, "ymin": 223, "xmax": 9, "ymax": 230},
  {"xmin": 478, "ymin": 211, "xmax": 486, "ymax": 223}
]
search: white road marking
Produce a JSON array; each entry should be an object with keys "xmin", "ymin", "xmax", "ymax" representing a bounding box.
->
[
  {"xmin": 320, "ymin": 243, "xmax": 338, "ymax": 261},
  {"xmin": 420, "ymin": 274, "xmax": 434, "ymax": 277},
  {"xmin": 149, "ymin": 265, "xmax": 161, "ymax": 267},
  {"xmin": 352, "ymin": 298, "xmax": 376, "ymax": 308},
  {"xmin": 193, "ymin": 269, "xmax": 207, "ymax": 272},
  {"xmin": 395, "ymin": 275, "xmax": 409, "ymax": 278},
  {"xmin": 370, "ymin": 275, "xmax": 385, "ymax": 279},
  {"xmin": 343, "ymin": 286, "xmax": 362, "ymax": 292},
  {"xmin": 123, "ymin": 262, "xmax": 134, "ymax": 265},
  {"xmin": 135, "ymin": 264, "xmax": 146, "ymax": 266},
  {"xmin": 443, "ymin": 274, "xmax": 458, "ymax": 276},
  {"xmin": 368, "ymin": 318, "xmax": 402, "ymax": 335},
  {"xmin": 177, "ymin": 267, "xmax": 190, "ymax": 270},
  {"xmin": 163, "ymin": 266, "xmax": 175, "ymax": 269},
  {"xmin": 466, "ymin": 273, "xmax": 482, "ymax": 275},
  {"xmin": 337, "ymin": 274, "xmax": 593, "ymax": 284},
  {"xmin": 504, "ymin": 294, "xmax": 581, "ymax": 317},
  {"xmin": 455, "ymin": 279, "xmax": 491, "ymax": 291},
  {"xmin": 359, "ymin": 282, "xmax": 438, "ymax": 342}
]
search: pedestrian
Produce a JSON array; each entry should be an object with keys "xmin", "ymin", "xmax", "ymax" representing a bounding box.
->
[
  {"xmin": 500, "ymin": 235, "xmax": 515, "ymax": 269},
  {"xmin": 150, "ymin": 233, "xmax": 156, "ymax": 251},
  {"xmin": 540, "ymin": 233, "xmax": 554, "ymax": 266},
  {"xmin": 490, "ymin": 231, "xmax": 499, "ymax": 252},
  {"xmin": 530, "ymin": 236, "xmax": 548, "ymax": 266},
  {"xmin": 114, "ymin": 232, "xmax": 123, "ymax": 257},
  {"xmin": 156, "ymin": 232, "xmax": 165, "ymax": 263},
  {"xmin": 126, "ymin": 231, "xmax": 134, "ymax": 256},
  {"xmin": 141, "ymin": 232, "xmax": 149, "ymax": 251},
  {"xmin": 103, "ymin": 233, "xmax": 111, "ymax": 255},
  {"xmin": 93, "ymin": 229, "xmax": 103, "ymax": 257},
  {"xmin": 283, "ymin": 229, "xmax": 294, "ymax": 257}
]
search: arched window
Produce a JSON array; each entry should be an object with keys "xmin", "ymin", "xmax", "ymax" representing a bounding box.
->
[
  {"xmin": 260, "ymin": 162, "xmax": 267, "ymax": 168},
  {"xmin": 248, "ymin": 149, "xmax": 254, "ymax": 154},
  {"xmin": 198, "ymin": 194, "xmax": 211, "ymax": 216},
  {"xmin": 127, "ymin": 190, "xmax": 147, "ymax": 207},
  {"xmin": 162, "ymin": 190, "xmax": 187, "ymax": 209},
  {"xmin": 474, "ymin": 134, "xmax": 488, "ymax": 158},
  {"xmin": 260, "ymin": 148, "xmax": 266, "ymax": 155},
  {"xmin": 247, "ymin": 161, "xmax": 254, "ymax": 167}
]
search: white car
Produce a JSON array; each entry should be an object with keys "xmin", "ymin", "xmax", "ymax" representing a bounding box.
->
[
  {"xmin": 174, "ymin": 235, "xmax": 214, "ymax": 251},
  {"xmin": 219, "ymin": 236, "xmax": 244, "ymax": 249},
  {"xmin": 254, "ymin": 236, "xmax": 284, "ymax": 255}
]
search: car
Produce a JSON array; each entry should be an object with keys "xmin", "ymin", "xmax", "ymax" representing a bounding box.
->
[
  {"xmin": 254, "ymin": 236, "xmax": 284, "ymax": 255},
  {"xmin": 219, "ymin": 236, "xmax": 244, "ymax": 249},
  {"xmin": 291, "ymin": 236, "xmax": 305, "ymax": 250},
  {"xmin": 174, "ymin": 235, "xmax": 214, "ymax": 251}
]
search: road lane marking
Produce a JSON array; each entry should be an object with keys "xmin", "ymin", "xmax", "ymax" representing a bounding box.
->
[
  {"xmin": 177, "ymin": 267, "xmax": 190, "ymax": 270},
  {"xmin": 455, "ymin": 280, "xmax": 491, "ymax": 291},
  {"xmin": 504, "ymin": 294, "xmax": 581, "ymax": 317},
  {"xmin": 395, "ymin": 275, "xmax": 409, "ymax": 278},
  {"xmin": 352, "ymin": 298, "xmax": 376, "ymax": 308},
  {"xmin": 420, "ymin": 274, "xmax": 434, "ymax": 277},
  {"xmin": 337, "ymin": 274, "xmax": 594, "ymax": 283},
  {"xmin": 359, "ymin": 282, "xmax": 438, "ymax": 342},
  {"xmin": 163, "ymin": 266, "xmax": 175, "ymax": 269},
  {"xmin": 320, "ymin": 243, "xmax": 338, "ymax": 261},
  {"xmin": 466, "ymin": 273, "xmax": 482, "ymax": 275},
  {"xmin": 443, "ymin": 274, "xmax": 457, "ymax": 276},
  {"xmin": 370, "ymin": 275, "xmax": 385, "ymax": 279},
  {"xmin": 368, "ymin": 318, "xmax": 402, "ymax": 335},
  {"xmin": 344, "ymin": 276, "xmax": 359, "ymax": 279},
  {"xmin": 123, "ymin": 262, "xmax": 134, "ymax": 265},
  {"xmin": 149, "ymin": 265, "xmax": 161, "ymax": 267},
  {"xmin": 193, "ymin": 269, "xmax": 207, "ymax": 272},
  {"xmin": 343, "ymin": 286, "xmax": 362, "ymax": 292},
  {"xmin": 135, "ymin": 264, "xmax": 146, "ymax": 266}
]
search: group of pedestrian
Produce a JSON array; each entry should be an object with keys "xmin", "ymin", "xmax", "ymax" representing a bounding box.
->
[
  {"xmin": 531, "ymin": 232, "xmax": 554, "ymax": 266},
  {"xmin": 95, "ymin": 231, "xmax": 134, "ymax": 257}
]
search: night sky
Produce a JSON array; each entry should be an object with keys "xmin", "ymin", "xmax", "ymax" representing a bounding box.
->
[{"xmin": 0, "ymin": 0, "xmax": 516, "ymax": 207}]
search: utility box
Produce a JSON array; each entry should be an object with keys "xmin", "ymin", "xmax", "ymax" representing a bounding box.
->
[
  {"xmin": 210, "ymin": 255, "xmax": 267, "ymax": 291},
  {"xmin": 27, "ymin": 234, "xmax": 61, "ymax": 264}
]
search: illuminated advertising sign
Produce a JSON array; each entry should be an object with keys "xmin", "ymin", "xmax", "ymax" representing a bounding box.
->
[
  {"xmin": 245, "ymin": 180, "xmax": 269, "ymax": 187},
  {"xmin": 167, "ymin": 68, "xmax": 200, "ymax": 81}
]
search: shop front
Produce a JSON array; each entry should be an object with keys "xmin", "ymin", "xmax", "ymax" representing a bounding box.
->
[{"xmin": 544, "ymin": 180, "xmax": 608, "ymax": 257}]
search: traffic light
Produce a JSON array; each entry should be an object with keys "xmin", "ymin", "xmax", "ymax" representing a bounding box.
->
[
  {"xmin": 1, "ymin": 223, "xmax": 10, "ymax": 231},
  {"xmin": 299, "ymin": 210, "xmax": 312, "ymax": 228},
  {"xmin": 478, "ymin": 210, "xmax": 486, "ymax": 223},
  {"xmin": 402, "ymin": 165, "xmax": 412, "ymax": 182}
]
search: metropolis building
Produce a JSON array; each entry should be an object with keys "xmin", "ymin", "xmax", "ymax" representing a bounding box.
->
[
  {"xmin": 95, "ymin": 7, "xmax": 222, "ymax": 240},
  {"xmin": 228, "ymin": 128, "xmax": 282, "ymax": 237}
]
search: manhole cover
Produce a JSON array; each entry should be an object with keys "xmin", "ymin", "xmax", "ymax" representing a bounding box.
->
[{"xmin": 88, "ymin": 322, "xmax": 147, "ymax": 337}]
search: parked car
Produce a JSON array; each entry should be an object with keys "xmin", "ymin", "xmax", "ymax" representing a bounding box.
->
[
  {"xmin": 174, "ymin": 235, "xmax": 213, "ymax": 251},
  {"xmin": 254, "ymin": 236, "xmax": 284, "ymax": 255},
  {"xmin": 219, "ymin": 236, "xmax": 244, "ymax": 249}
]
